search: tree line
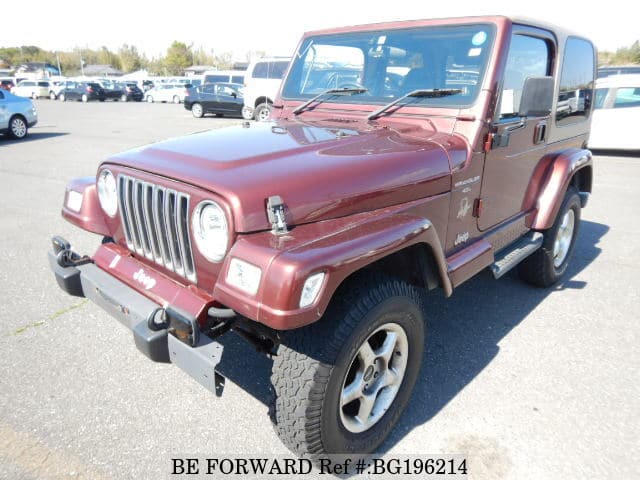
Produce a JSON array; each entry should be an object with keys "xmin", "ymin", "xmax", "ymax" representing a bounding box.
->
[
  {"xmin": 598, "ymin": 41, "xmax": 640, "ymax": 66},
  {"xmin": 0, "ymin": 42, "xmax": 266, "ymax": 76}
]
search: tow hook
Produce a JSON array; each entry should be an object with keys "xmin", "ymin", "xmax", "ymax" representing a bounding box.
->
[{"xmin": 52, "ymin": 236, "xmax": 93, "ymax": 268}]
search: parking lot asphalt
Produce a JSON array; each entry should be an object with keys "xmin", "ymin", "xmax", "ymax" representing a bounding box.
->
[{"xmin": 0, "ymin": 100, "xmax": 638, "ymax": 480}]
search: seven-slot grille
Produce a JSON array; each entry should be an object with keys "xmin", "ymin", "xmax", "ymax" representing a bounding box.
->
[{"xmin": 117, "ymin": 174, "xmax": 196, "ymax": 282}]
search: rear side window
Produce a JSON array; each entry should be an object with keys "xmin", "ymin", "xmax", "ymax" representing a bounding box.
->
[
  {"xmin": 0, "ymin": 91, "xmax": 4, "ymax": 99},
  {"xmin": 38, "ymin": 81, "xmax": 48, "ymax": 87},
  {"xmin": 499, "ymin": 34, "xmax": 551, "ymax": 119},
  {"xmin": 252, "ymin": 61, "xmax": 289, "ymax": 79},
  {"xmin": 613, "ymin": 87, "xmax": 640, "ymax": 108},
  {"xmin": 205, "ymin": 75, "xmax": 228, "ymax": 83},
  {"xmin": 231, "ymin": 75, "xmax": 244, "ymax": 84},
  {"xmin": 556, "ymin": 37, "xmax": 595, "ymax": 126},
  {"xmin": 594, "ymin": 88, "xmax": 608, "ymax": 109}
]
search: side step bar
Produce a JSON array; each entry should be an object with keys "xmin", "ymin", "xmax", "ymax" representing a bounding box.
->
[{"xmin": 491, "ymin": 232, "xmax": 544, "ymax": 279}]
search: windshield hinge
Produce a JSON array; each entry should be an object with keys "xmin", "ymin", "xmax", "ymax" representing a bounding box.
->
[{"xmin": 267, "ymin": 195, "xmax": 289, "ymax": 235}]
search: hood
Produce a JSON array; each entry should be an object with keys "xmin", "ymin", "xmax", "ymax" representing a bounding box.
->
[{"xmin": 106, "ymin": 119, "xmax": 466, "ymax": 232}]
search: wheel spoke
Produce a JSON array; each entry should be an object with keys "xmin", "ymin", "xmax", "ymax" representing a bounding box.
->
[
  {"xmin": 358, "ymin": 340, "xmax": 376, "ymax": 366},
  {"xmin": 356, "ymin": 392, "xmax": 376, "ymax": 424},
  {"xmin": 378, "ymin": 367, "xmax": 401, "ymax": 391},
  {"xmin": 341, "ymin": 372, "xmax": 364, "ymax": 405},
  {"xmin": 377, "ymin": 331, "xmax": 398, "ymax": 366}
]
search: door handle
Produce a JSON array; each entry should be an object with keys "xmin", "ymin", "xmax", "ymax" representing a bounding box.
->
[{"xmin": 533, "ymin": 121, "xmax": 547, "ymax": 144}]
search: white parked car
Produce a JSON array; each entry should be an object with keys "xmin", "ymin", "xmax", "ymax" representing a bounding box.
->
[
  {"xmin": 11, "ymin": 80, "xmax": 51, "ymax": 99},
  {"xmin": 588, "ymin": 74, "xmax": 640, "ymax": 150},
  {"xmin": 0, "ymin": 90, "xmax": 38, "ymax": 139},
  {"xmin": 144, "ymin": 84, "xmax": 190, "ymax": 104},
  {"xmin": 242, "ymin": 57, "xmax": 290, "ymax": 121}
]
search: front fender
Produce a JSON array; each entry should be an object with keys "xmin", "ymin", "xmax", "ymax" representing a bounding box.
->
[
  {"xmin": 213, "ymin": 203, "xmax": 450, "ymax": 330},
  {"xmin": 525, "ymin": 148, "xmax": 592, "ymax": 230}
]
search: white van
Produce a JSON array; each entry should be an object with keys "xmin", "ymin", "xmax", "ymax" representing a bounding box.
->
[
  {"xmin": 12, "ymin": 80, "xmax": 51, "ymax": 99},
  {"xmin": 242, "ymin": 57, "xmax": 290, "ymax": 121}
]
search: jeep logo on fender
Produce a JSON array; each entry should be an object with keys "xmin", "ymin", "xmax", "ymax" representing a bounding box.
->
[{"xmin": 133, "ymin": 268, "xmax": 156, "ymax": 290}]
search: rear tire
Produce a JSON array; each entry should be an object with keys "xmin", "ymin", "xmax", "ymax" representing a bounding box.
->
[
  {"xmin": 146, "ymin": 96, "xmax": 154, "ymax": 103},
  {"xmin": 121, "ymin": 94, "xmax": 128, "ymax": 102},
  {"xmin": 519, "ymin": 187, "xmax": 581, "ymax": 287},
  {"xmin": 81, "ymin": 94, "xmax": 88, "ymax": 103},
  {"xmin": 59, "ymin": 93, "xmax": 66, "ymax": 102},
  {"xmin": 271, "ymin": 275, "xmax": 426, "ymax": 455},
  {"xmin": 241, "ymin": 105, "xmax": 254, "ymax": 120},
  {"xmin": 172, "ymin": 95, "xmax": 180, "ymax": 104},
  {"xmin": 49, "ymin": 91, "xmax": 56, "ymax": 100}
]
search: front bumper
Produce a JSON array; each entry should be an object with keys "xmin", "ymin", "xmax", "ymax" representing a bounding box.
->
[{"xmin": 48, "ymin": 246, "xmax": 225, "ymax": 395}]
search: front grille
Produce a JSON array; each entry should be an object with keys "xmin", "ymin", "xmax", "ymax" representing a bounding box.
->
[{"xmin": 117, "ymin": 174, "xmax": 196, "ymax": 282}]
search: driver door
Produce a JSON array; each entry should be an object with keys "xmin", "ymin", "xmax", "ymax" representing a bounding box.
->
[{"xmin": 478, "ymin": 30, "xmax": 555, "ymax": 231}]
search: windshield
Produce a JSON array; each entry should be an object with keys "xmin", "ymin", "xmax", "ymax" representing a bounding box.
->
[{"xmin": 282, "ymin": 24, "xmax": 495, "ymax": 109}]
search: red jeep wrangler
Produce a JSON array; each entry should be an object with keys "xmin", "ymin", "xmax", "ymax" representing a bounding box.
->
[{"xmin": 49, "ymin": 16, "xmax": 595, "ymax": 455}]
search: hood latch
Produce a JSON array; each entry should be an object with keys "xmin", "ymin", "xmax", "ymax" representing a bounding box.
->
[{"xmin": 267, "ymin": 195, "xmax": 289, "ymax": 235}]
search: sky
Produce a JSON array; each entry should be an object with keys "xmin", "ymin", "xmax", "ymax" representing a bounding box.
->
[{"xmin": 3, "ymin": 1, "xmax": 638, "ymax": 61}]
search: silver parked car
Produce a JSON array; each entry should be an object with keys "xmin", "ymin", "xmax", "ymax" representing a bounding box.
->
[{"xmin": 0, "ymin": 90, "xmax": 38, "ymax": 139}]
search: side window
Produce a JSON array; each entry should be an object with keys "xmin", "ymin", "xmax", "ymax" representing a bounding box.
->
[
  {"xmin": 556, "ymin": 37, "xmax": 594, "ymax": 125},
  {"xmin": 613, "ymin": 87, "xmax": 640, "ymax": 108},
  {"xmin": 499, "ymin": 34, "xmax": 550, "ymax": 119},
  {"xmin": 593, "ymin": 88, "xmax": 608, "ymax": 109},
  {"xmin": 252, "ymin": 62, "xmax": 269, "ymax": 78},
  {"xmin": 231, "ymin": 75, "xmax": 244, "ymax": 84},
  {"xmin": 0, "ymin": 91, "xmax": 4, "ymax": 100},
  {"xmin": 271, "ymin": 61, "xmax": 289, "ymax": 79},
  {"xmin": 202, "ymin": 84, "xmax": 216, "ymax": 95}
]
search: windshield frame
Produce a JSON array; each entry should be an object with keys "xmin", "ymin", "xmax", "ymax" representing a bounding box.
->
[{"xmin": 281, "ymin": 22, "xmax": 496, "ymax": 110}]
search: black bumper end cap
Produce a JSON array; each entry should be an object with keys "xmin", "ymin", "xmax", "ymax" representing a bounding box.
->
[
  {"xmin": 48, "ymin": 251, "xmax": 84, "ymax": 297},
  {"xmin": 133, "ymin": 321, "xmax": 170, "ymax": 363}
]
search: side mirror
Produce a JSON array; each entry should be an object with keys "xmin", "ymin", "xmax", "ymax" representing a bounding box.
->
[{"xmin": 518, "ymin": 76, "xmax": 554, "ymax": 117}]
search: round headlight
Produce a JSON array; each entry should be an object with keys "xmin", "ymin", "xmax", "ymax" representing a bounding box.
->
[
  {"xmin": 97, "ymin": 169, "xmax": 118, "ymax": 217},
  {"xmin": 192, "ymin": 201, "xmax": 228, "ymax": 263}
]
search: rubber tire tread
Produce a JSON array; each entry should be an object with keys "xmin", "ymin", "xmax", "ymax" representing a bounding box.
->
[
  {"xmin": 270, "ymin": 274, "xmax": 425, "ymax": 456},
  {"xmin": 518, "ymin": 187, "xmax": 581, "ymax": 287}
]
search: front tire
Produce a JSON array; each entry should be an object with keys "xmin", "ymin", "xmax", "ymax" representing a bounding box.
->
[
  {"xmin": 59, "ymin": 93, "xmax": 66, "ymax": 102},
  {"xmin": 8, "ymin": 115, "xmax": 28, "ymax": 139},
  {"xmin": 254, "ymin": 102, "xmax": 271, "ymax": 121},
  {"xmin": 146, "ymin": 95, "xmax": 154, "ymax": 103},
  {"xmin": 191, "ymin": 103, "xmax": 204, "ymax": 118},
  {"xmin": 81, "ymin": 94, "xmax": 88, "ymax": 103},
  {"xmin": 519, "ymin": 187, "xmax": 581, "ymax": 287},
  {"xmin": 271, "ymin": 276, "xmax": 426, "ymax": 455},
  {"xmin": 49, "ymin": 91, "xmax": 57, "ymax": 100},
  {"xmin": 172, "ymin": 95, "xmax": 180, "ymax": 104},
  {"xmin": 121, "ymin": 94, "xmax": 128, "ymax": 102}
]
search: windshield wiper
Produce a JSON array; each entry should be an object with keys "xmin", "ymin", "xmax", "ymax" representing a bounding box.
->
[
  {"xmin": 367, "ymin": 89, "xmax": 462, "ymax": 120},
  {"xmin": 293, "ymin": 87, "xmax": 368, "ymax": 115}
]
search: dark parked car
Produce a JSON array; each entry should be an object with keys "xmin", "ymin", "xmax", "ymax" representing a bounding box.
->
[
  {"xmin": 183, "ymin": 82, "xmax": 244, "ymax": 118},
  {"xmin": 58, "ymin": 82, "xmax": 106, "ymax": 102},
  {"xmin": 0, "ymin": 79, "xmax": 15, "ymax": 92},
  {"xmin": 114, "ymin": 82, "xmax": 144, "ymax": 102}
]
